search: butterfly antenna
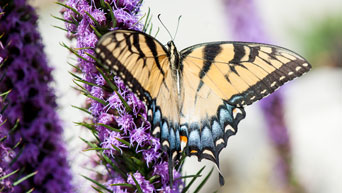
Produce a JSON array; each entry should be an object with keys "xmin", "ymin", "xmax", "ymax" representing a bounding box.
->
[
  {"xmin": 158, "ymin": 14, "xmax": 174, "ymax": 40},
  {"xmin": 172, "ymin": 15, "xmax": 182, "ymax": 41}
]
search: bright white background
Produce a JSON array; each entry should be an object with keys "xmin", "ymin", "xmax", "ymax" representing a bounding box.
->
[{"xmin": 31, "ymin": 0, "xmax": 341, "ymax": 192}]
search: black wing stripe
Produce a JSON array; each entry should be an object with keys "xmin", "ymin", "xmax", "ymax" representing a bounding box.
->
[
  {"xmin": 199, "ymin": 44, "xmax": 222, "ymax": 79},
  {"xmin": 145, "ymin": 36, "xmax": 166, "ymax": 76}
]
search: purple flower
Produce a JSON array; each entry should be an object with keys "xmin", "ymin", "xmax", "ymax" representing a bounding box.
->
[
  {"xmin": 127, "ymin": 172, "xmax": 155, "ymax": 192},
  {"xmin": 62, "ymin": 0, "xmax": 184, "ymax": 191},
  {"xmin": 0, "ymin": 0, "xmax": 73, "ymax": 192}
]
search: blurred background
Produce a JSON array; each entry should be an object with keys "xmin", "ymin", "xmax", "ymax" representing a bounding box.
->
[{"xmin": 30, "ymin": 0, "xmax": 341, "ymax": 192}]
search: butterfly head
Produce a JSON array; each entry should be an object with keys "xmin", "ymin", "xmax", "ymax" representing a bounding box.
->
[{"xmin": 167, "ymin": 41, "xmax": 180, "ymax": 70}]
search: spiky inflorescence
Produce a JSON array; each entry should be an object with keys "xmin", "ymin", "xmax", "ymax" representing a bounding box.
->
[
  {"xmin": 0, "ymin": 0, "xmax": 73, "ymax": 192},
  {"xmin": 61, "ymin": 0, "xmax": 184, "ymax": 192}
]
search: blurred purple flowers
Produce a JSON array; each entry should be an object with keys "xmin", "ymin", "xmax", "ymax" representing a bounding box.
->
[
  {"xmin": 61, "ymin": 0, "xmax": 183, "ymax": 192},
  {"xmin": 225, "ymin": 0, "xmax": 306, "ymax": 192},
  {"xmin": 0, "ymin": 0, "xmax": 73, "ymax": 192}
]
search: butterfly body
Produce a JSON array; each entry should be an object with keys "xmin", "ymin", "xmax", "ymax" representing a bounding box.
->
[{"xmin": 95, "ymin": 30, "xmax": 311, "ymax": 185}]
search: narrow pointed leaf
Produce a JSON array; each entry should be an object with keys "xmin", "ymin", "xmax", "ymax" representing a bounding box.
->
[{"xmin": 194, "ymin": 167, "xmax": 214, "ymax": 193}]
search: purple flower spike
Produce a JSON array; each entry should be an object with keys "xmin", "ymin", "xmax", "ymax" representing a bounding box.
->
[
  {"xmin": 0, "ymin": 0, "xmax": 73, "ymax": 192},
  {"xmin": 62, "ymin": 0, "xmax": 184, "ymax": 191}
]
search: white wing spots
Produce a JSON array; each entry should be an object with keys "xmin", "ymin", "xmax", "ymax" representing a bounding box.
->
[
  {"xmin": 127, "ymin": 81, "xmax": 133, "ymax": 88},
  {"xmin": 95, "ymin": 48, "xmax": 101, "ymax": 54},
  {"xmin": 302, "ymin": 63, "xmax": 309, "ymax": 67},
  {"xmin": 232, "ymin": 108, "xmax": 241, "ymax": 119},
  {"xmin": 162, "ymin": 140, "xmax": 170, "ymax": 148},
  {"xmin": 279, "ymin": 76, "xmax": 286, "ymax": 81},
  {"xmin": 119, "ymin": 72, "xmax": 126, "ymax": 79},
  {"xmin": 296, "ymin": 66, "xmax": 302, "ymax": 71},
  {"xmin": 241, "ymin": 101, "xmax": 245, "ymax": 105},
  {"xmin": 105, "ymin": 59, "xmax": 112, "ymax": 65},
  {"xmin": 148, "ymin": 109, "xmax": 152, "ymax": 117},
  {"xmin": 261, "ymin": 89, "xmax": 267, "ymax": 94},
  {"xmin": 225, "ymin": 124, "xmax": 235, "ymax": 133},
  {"xmin": 250, "ymin": 96, "xmax": 256, "ymax": 100},
  {"xmin": 113, "ymin": 64, "xmax": 119, "ymax": 71},
  {"xmin": 172, "ymin": 151, "xmax": 178, "ymax": 159},
  {"xmin": 152, "ymin": 126, "xmax": 160, "ymax": 135},
  {"xmin": 203, "ymin": 149, "xmax": 215, "ymax": 159},
  {"xmin": 271, "ymin": 81, "xmax": 277, "ymax": 87},
  {"xmin": 288, "ymin": 71, "xmax": 294, "ymax": 76},
  {"xmin": 215, "ymin": 138, "xmax": 225, "ymax": 146},
  {"xmin": 100, "ymin": 52, "xmax": 105, "ymax": 59}
]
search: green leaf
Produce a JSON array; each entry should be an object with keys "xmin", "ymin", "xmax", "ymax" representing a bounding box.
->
[
  {"xmin": 115, "ymin": 137, "xmax": 130, "ymax": 147},
  {"xmin": 51, "ymin": 14, "xmax": 76, "ymax": 24},
  {"xmin": 90, "ymin": 24, "xmax": 102, "ymax": 38},
  {"xmin": 80, "ymin": 137, "xmax": 99, "ymax": 149},
  {"xmin": 56, "ymin": 2, "xmax": 82, "ymax": 18},
  {"xmin": 182, "ymin": 166, "xmax": 205, "ymax": 193},
  {"xmin": 84, "ymin": 93, "xmax": 108, "ymax": 106},
  {"xmin": 71, "ymin": 105, "xmax": 91, "ymax": 115},
  {"xmin": 0, "ymin": 89, "xmax": 11, "ymax": 97},
  {"xmin": 95, "ymin": 66, "xmax": 117, "ymax": 91},
  {"xmin": 142, "ymin": 8, "xmax": 151, "ymax": 32},
  {"xmin": 67, "ymin": 61, "xmax": 82, "ymax": 72},
  {"xmin": 69, "ymin": 71, "xmax": 83, "ymax": 80},
  {"xmin": 74, "ymin": 122, "xmax": 96, "ymax": 132},
  {"xmin": 105, "ymin": 1, "xmax": 117, "ymax": 29},
  {"xmin": 130, "ymin": 173, "xmax": 143, "ymax": 193},
  {"xmin": 60, "ymin": 42, "xmax": 91, "ymax": 63},
  {"xmin": 109, "ymin": 183, "xmax": 133, "ymax": 188},
  {"xmin": 13, "ymin": 171, "xmax": 38, "ymax": 186},
  {"xmin": 97, "ymin": 123, "xmax": 121, "ymax": 133},
  {"xmin": 85, "ymin": 11, "xmax": 101, "ymax": 27},
  {"xmin": 9, "ymin": 118, "xmax": 20, "ymax": 133},
  {"xmin": 193, "ymin": 167, "xmax": 214, "ymax": 193},
  {"xmin": 0, "ymin": 169, "xmax": 19, "ymax": 180},
  {"xmin": 102, "ymin": 154, "xmax": 127, "ymax": 178},
  {"xmin": 26, "ymin": 188, "xmax": 35, "ymax": 193},
  {"xmin": 82, "ymin": 175, "xmax": 113, "ymax": 193},
  {"xmin": 84, "ymin": 147, "xmax": 110, "ymax": 152}
]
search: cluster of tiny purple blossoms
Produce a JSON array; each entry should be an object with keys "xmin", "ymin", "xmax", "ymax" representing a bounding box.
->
[
  {"xmin": 0, "ymin": 0, "xmax": 73, "ymax": 192},
  {"xmin": 62, "ymin": 0, "xmax": 183, "ymax": 192}
]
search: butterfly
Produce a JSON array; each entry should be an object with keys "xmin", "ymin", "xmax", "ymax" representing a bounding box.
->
[{"xmin": 95, "ymin": 29, "xmax": 311, "ymax": 185}]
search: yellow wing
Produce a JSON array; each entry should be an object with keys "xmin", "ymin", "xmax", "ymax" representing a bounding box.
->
[
  {"xmin": 178, "ymin": 42, "xmax": 311, "ymax": 184},
  {"xmin": 95, "ymin": 30, "xmax": 170, "ymax": 104},
  {"xmin": 180, "ymin": 42, "xmax": 311, "ymax": 107}
]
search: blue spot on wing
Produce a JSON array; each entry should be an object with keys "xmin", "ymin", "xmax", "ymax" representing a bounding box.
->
[
  {"xmin": 188, "ymin": 130, "xmax": 201, "ymax": 150},
  {"xmin": 201, "ymin": 127, "xmax": 214, "ymax": 149},
  {"xmin": 211, "ymin": 120, "xmax": 223, "ymax": 141}
]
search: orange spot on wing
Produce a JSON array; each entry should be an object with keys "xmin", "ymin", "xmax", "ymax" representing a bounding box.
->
[
  {"xmin": 190, "ymin": 150, "xmax": 198, "ymax": 154},
  {"xmin": 180, "ymin": 135, "xmax": 188, "ymax": 143}
]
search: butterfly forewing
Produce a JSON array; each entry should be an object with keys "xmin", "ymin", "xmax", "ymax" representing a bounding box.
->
[
  {"xmin": 95, "ymin": 30, "xmax": 170, "ymax": 104},
  {"xmin": 180, "ymin": 42, "xmax": 311, "ymax": 107}
]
